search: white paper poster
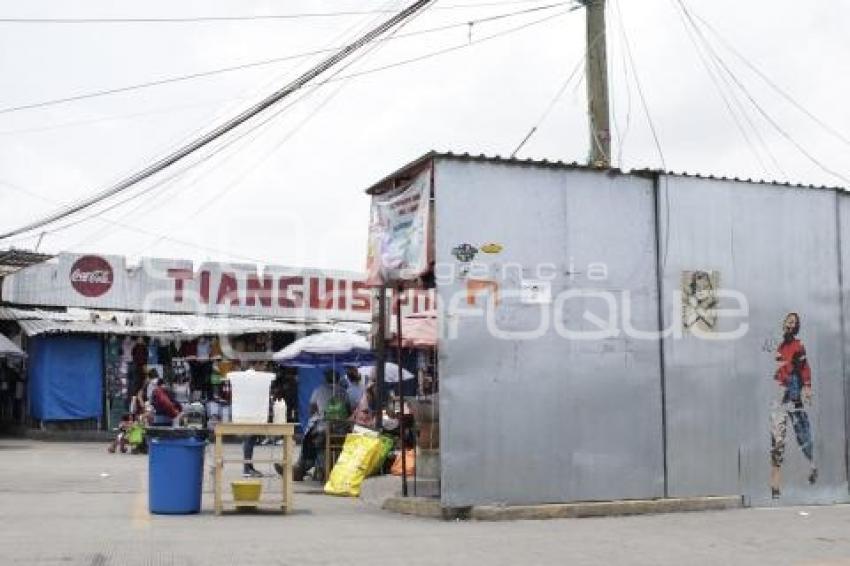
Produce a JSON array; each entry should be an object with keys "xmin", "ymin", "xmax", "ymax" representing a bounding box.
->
[{"xmin": 366, "ymin": 167, "xmax": 431, "ymax": 285}]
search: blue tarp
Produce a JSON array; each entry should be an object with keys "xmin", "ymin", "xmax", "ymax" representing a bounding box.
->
[
  {"xmin": 29, "ymin": 335, "xmax": 103, "ymax": 421},
  {"xmin": 296, "ymin": 367, "xmax": 326, "ymax": 433},
  {"xmin": 295, "ymin": 361, "xmax": 355, "ymax": 433}
]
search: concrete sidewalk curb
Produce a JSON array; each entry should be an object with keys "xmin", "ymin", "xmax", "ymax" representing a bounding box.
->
[
  {"xmin": 382, "ymin": 495, "xmax": 743, "ymax": 521},
  {"xmin": 382, "ymin": 496, "xmax": 470, "ymax": 520}
]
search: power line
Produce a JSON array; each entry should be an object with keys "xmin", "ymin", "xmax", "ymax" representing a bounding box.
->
[
  {"xmin": 332, "ymin": 7, "xmax": 575, "ymax": 81},
  {"xmin": 0, "ymin": 0, "xmax": 437, "ymax": 241},
  {"xmin": 690, "ymin": 10, "xmax": 850, "ymax": 151},
  {"xmin": 0, "ymin": 178, "xmax": 268, "ymax": 263},
  {"xmin": 10, "ymin": 4, "xmax": 576, "ymax": 246},
  {"xmin": 81, "ymin": 3, "xmax": 416, "ymax": 254},
  {"xmin": 129, "ymin": 21, "xmax": 411, "ymax": 257},
  {"xmin": 12, "ymin": 2, "xmax": 411, "ymax": 249},
  {"xmin": 0, "ymin": 0, "xmax": 569, "ymax": 23},
  {"xmin": 612, "ymin": 0, "xmax": 664, "ymax": 169},
  {"xmin": 0, "ymin": 97, "xmax": 241, "ymax": 136},
  {"xmin": 65, "ymin": 1, "xmax": 400, "ymax": 237},
  {"xmin": 610, "ymin": 3, "xmax": 632, "ymax": 167},
  {"xmin": 612, "ymin": 0, "xmax": 672, "ymax": 272},
  {"xmin": 0, "ymin": 2, "xmax": 569, "ymax": 117},
  {"xmin": 669, "ymin": 0, "xmax": 772, "ymax": 178},
  {"xmin": 678, "ymin": 0, "xmax": 850, "ymax": 185},
  {"xmin": 510, "ymin": 27, "xmax": 590, "ymax": 157}
]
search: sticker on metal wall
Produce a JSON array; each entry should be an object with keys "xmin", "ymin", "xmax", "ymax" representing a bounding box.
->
[
  {"xmin": 520, "ymin": 279, "xmax": 551, "ymax": 304},
  {"xmin": 451, "ymin": 243, "xmax": 478, "ymax": 263}
]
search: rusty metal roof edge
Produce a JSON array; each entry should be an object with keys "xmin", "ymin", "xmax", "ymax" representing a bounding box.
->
[
  {"xmin": 363, "ymin": 150, "xmax": 846, "ymax": 193},
  {"xmin": 364, "ymin": 151, "xmax": 439, "ymax": 195}
]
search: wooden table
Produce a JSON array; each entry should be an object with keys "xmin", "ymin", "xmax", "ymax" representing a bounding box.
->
[{"xmin": 213, "ymin": 422, "xmax": 296, "ymax": 516}]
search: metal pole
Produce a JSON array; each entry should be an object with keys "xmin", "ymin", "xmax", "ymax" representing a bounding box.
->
[
  {"xmin": 396, "ymin": 284, "xmax": 408, "ymax": 497},
  {"xmin": 375, "ymin": 286, "xmax": 387, "ymax": 433},
  {"xmin": 584, "ymin": 0, "xmax": 611, "ymax": 167}
]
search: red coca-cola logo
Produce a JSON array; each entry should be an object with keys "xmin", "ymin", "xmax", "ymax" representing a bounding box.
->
[{"xmin": 69, "ymin": 256, "xmax": 113, "ymax": 297}]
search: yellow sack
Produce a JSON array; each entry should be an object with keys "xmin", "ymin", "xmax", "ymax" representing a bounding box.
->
[{"xmin": 324, "ymin": 434, "xmax": 383, "ymax": 497}]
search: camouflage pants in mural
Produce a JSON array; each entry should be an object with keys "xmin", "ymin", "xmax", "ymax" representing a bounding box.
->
[{"xmin": 770, "ymin": 398, "xmax": 814, "ymax": 468}]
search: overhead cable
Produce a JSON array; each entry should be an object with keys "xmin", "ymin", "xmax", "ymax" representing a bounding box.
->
[
  {"xmin": 690, "ymin": 10, "xmax": 850, "ymax": 150},
  {"xmin": 10, "ymin": 5, "xmax": 575, "ymax": 244},
  {"xmin": 510, "ymin": 32, "xmax": 591, "ymax": 157},
  {"xmin": 678, "ymin": 0, "xmax": 850, "ymax": 185},
  {"xmin": 0, "ymin": 2, "xmax": 568, "ymax": 117},
  {"xmin": 78, "ymin": 2, "xmax": 417, "ymax": 253},
  {"xmin": 0, "ymin": 0, "xmax": 436, "ymax": 241},
  {"xmin": 0, "ymin": 0, "xmax": 574, "ymax": 23},
  {"xmin": 670, "ymin": 0, "xmax": 774, "ymax": 177}
]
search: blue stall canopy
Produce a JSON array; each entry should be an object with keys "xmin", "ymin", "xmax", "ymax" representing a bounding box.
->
[
  {"xmin": 275, "ymin": 332, "xmax": 373, "ymax": 431},
  {"xmin": 273, "ymin": 331, "xmax": 373, "ymax": 367},
  {"xmin": 29, "ymin": 335, "xmax": 103, "ymax": 421}
]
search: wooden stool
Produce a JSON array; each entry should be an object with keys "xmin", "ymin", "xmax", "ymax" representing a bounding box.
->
[{"xmin": 323, "ymin": 419, "xmax": 351, "ymax": 480}]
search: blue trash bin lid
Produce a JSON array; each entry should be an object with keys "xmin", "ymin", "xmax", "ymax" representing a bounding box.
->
[{"xmin": 150, "ymin": 436, "xmax": 205, "ymax": 447}]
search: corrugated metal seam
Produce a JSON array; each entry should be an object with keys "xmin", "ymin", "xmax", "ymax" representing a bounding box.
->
[{"xmin": 363, "ymin": 150, "xmax": 847, "ymax": 194}]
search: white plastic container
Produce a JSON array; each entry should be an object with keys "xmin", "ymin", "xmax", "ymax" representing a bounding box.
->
[
  {"xmin": 272, "ymin": 399, "xmax": 287, "ymax": 424},
  {"xmin": 227, "ymin": 370, "xmax": 274, "ymax": 424}
]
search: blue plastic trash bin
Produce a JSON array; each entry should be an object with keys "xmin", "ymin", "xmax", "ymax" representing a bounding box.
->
[{"xmin": 148, "ymin": 436, "xmax": 205, "ymax": 514}]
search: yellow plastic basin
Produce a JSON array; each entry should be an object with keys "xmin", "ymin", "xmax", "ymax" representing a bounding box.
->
[{"xmin": 231, "ymin": 480, "xmax": 262, "ymax": 504}]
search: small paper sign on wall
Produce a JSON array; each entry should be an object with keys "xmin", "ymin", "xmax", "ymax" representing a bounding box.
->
[{"xmin": 520, "ymin": 280, "xmax": 551, "ymax": 304}]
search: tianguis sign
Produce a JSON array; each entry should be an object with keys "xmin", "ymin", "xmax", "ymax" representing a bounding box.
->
[
  {"xmin": 3, "ymin": 253, "xmax": 434, "ymax": 323},
  {"xmin": 69, "ymin": 255, "xmax": 114, "ymax": 297}
]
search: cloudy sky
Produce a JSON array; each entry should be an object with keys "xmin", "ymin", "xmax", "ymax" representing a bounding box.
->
[{"xmin": 0, "ymin": 0, "xmax": 847, "ymax": 272}]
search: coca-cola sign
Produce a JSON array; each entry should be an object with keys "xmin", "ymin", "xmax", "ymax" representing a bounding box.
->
[{"xmin": 69, "ymin": 255, "xmax": 113, "ymax": 297}]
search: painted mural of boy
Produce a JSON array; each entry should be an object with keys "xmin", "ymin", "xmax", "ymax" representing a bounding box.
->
[{"xmin": 769, "ymin": 312, "xmax": 817, "ymax": 499}]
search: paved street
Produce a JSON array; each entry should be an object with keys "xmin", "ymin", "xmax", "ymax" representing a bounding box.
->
[{"xmin": 3, "ymin": 438, "xmax": 850, "ymax": 565}]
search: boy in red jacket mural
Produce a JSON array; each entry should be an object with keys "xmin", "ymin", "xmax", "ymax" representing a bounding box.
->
[{"xmin": 770, "ymin": 312, "xmax": 817, "ymax": 499}]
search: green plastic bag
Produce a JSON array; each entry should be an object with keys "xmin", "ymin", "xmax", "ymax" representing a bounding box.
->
[
  {"xmin": 324, "ymin": 396, "xmax": 349, "ymax": 421},
  {"xmin": 366, "ymin": 435, "xmax": 395, "ymax": 476}
]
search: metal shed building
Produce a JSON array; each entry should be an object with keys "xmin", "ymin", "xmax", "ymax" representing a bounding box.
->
[{"xmin": 367, "ymin": 151, "xmax": 850, "ymax": 509}]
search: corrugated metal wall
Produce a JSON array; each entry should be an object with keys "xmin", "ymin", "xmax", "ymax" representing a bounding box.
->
[
  {"xmin": 838, "ymin": 193, "xmax": 850, "ymax": 494},
  {"xmin": 434, "ymin": 157, "xmax": 850, "ymax": 508},
  {"xmin": 435, "ymin": 160, "xmax": 665, "ymax": 507},
  {"xmin": 658, "ymin": 176, "xmax": 848, "ymax": 506}
]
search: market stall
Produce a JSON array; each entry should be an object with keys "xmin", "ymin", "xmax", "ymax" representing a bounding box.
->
[{"xmin": 0, "ymin": 332, "xmax": 26, "ymax": 425}]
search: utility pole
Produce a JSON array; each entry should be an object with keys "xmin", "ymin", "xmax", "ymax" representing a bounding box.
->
[{"xmin": 583, "ymin": 0, "xmax": 611, "ymax": 167}]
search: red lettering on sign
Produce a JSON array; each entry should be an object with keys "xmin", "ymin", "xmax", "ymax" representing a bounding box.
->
[
  {"xmin": 391, "ymin": 289, "xmax": 411, "ymax": 315},
  {"xmin": 351, "ymin": 281, "xmax": 371, "ymax": 312},
  {"xmin": 200, "ymin": 271, "xmax": 210, "ymax": 304},
  {"xmin": 216, "ymin": 273, "xmax": 240, "ymax": 306},
  {"xmin": 309, "ymin": 277, "xmax": 335, "ymax": 310},
  {"xmin": 167, "ymin": 268, "xmax": 193, "ymax": 302},
  {"xmin": 336, "ymin": 279, "xmax": 348, "ymax": 310},
  {"xmin": 245, "ymin": 274, "xmax": 273, "ymax": 308},
  {"xmin": 278, "ymin": 276, "xmax": 303, "ymax": 309}
]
